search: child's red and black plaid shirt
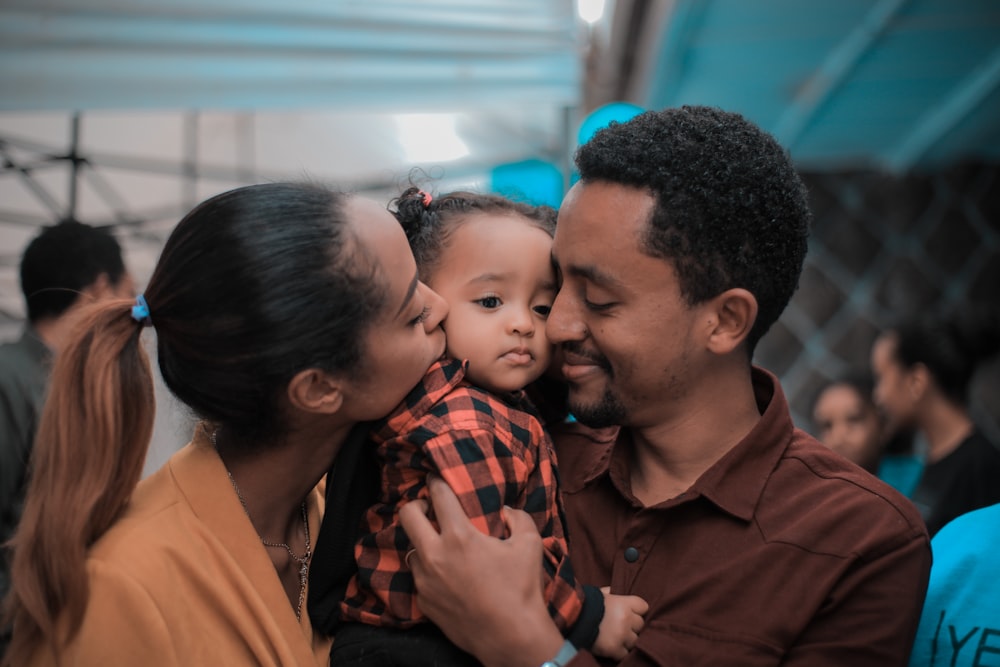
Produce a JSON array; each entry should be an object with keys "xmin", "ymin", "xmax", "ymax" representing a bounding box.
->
[{"xmin": 338, "ymin": 357, "xmax": 601, "ymax": 644}]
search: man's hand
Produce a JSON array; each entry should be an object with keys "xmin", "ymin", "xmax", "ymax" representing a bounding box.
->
[{"xmin": 400, "ymin": 476, "xmax": 566, "ymax": 667}]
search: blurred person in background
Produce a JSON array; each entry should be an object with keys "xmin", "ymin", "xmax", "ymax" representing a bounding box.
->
[
  {"xmin": 811, "ymin": 374, "xmax": 922, "ymax": 496},
  {"xmin": 0, "ymin": 221, "xmax": 133, "ymax": 657},
  {"xmin": 907, "ymin": 501, "xmax": 1000, "ymax": 667},
  {"xmin": 871, "ymin": 307, "xmax": 1000, "ymax": 537}
]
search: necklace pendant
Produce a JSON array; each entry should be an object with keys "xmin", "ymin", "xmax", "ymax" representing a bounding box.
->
[{"xmin": 223, "ymin": 455, "xmax": 313, "ymax": 621}]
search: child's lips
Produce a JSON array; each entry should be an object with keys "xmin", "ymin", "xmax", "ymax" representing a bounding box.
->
[{"xmin": 501, "ymin": 349, "xmax": 533, "ymax": 365}]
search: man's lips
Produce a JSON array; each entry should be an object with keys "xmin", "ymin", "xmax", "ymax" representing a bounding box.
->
[{"xmin": 560, "ymin": 350, "xmax": 606, "ymax": 380}]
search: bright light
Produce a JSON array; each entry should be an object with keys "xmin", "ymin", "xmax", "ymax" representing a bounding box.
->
[
  {"xmin": 395, "ymin": 114, "xmax": 470, "ymax": 163},
  {"xmin": 578, "ymin": 0, "xmax": 606, "ymax": 24}
]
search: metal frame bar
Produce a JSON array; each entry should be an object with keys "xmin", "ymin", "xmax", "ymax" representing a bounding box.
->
[
  {"xmin": 772, "ymin": 0, "xmax": 910, "ymax": 150},
  {"xmin": 887, "ymin": 46, "xmax": 1000, "ymax": 172}
]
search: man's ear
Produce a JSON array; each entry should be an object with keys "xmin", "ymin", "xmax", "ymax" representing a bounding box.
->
[
  {"xmin": 79, "ymin": 272, "xmax": 137, "ymax": 304},
  {"xmin": 79, "ymin": 272, "xmax": 112, "ymax": 302},
  {"xmin": 703, "ymin": 288, "xmax": 758, "ymax": 355},
  {"xmin": 908, "ymin": 363, "xmax": 932, "ymax": 402},
  {"xmin": 287, "ymin": 368, "xmax": 345, "ymax": 415}
]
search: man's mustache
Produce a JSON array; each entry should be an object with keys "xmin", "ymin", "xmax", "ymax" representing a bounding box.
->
[{"xmin": 559, "ymin": 341, "xmax": 613, "ymax": 374}]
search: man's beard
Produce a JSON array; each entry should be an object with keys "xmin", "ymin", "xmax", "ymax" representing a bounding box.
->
[
  {"xmin": 569, "ymin": 387, "xmax": 627, "ymax": 429},
  {"xmin": 559, "ymin": 342, "xmax": 625, "ymax": 428}
]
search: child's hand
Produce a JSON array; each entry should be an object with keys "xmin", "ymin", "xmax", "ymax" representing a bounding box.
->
[{"xmin": 592, "ymin": 586, "xmax": 648, "ymax": 660}]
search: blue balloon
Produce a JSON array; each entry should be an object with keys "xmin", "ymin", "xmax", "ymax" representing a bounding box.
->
[
  {"xmin": 490, "ymin": 159, "xmax": 564, "ymax": 208},
  {"xmin": 577, "ymin": 102, "xmax": 645, "ymax": 146}
]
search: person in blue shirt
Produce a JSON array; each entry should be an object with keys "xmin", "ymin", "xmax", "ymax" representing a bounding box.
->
[{"xmin": 908, "ymin": 502, "xmax": 1000, "ymax": 666}]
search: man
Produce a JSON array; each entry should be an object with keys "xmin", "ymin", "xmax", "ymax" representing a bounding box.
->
[
  {"xmin": 400, "ymin": 106, "xmax": 931, "ymax": 666},
  {"xmin": 0, "ymin": 220, "xmax": 134, "ymax": 649}
]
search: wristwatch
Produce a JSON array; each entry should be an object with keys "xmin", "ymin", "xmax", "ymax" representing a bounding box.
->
[{"xmin": 540, "ymin": 640, "xmax": 578, "ymax": 667}]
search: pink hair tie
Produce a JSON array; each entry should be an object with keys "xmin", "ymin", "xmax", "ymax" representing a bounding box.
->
[{"xmin": 420, "ymin": 190, "xmax": 433, "ymax": 208}]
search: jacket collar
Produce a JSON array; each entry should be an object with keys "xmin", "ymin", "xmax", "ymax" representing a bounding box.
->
[
  {"xmin": 19, "ymin": 324, "xmax": 53, "ymax": 365},
  {"xmin": 169, "ymin": 426, "xmax": 324, "ymax": 654}
]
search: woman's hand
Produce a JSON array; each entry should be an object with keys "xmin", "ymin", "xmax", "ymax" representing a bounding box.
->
[{"xmin": 400, "ymin": 476, "xmax": 565, "ymax": 667}]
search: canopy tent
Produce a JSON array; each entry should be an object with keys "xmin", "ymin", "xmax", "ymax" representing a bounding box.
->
[
  {"xmin": 0, "ymin": 0, "xmax": 585, "ymax": 322},
  {"xmin": 1, "ymin": 0, "xmax": 581, "ymax": 112},
  {"xmin": 0, "ymin": 1, "xmax": 590, "ymax": 473}
]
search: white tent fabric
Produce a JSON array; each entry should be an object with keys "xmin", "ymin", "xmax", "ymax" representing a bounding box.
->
[
  {"xmin": 1, "ymin": 0, "xmax": 582, "ymax": 112},
  {"xmin": 1, "ymin": 0, "xmax": 585, "ymax": 324},
  {"xmin": 1, "ymin": 1, "xmax": 586, "ymax": 473}
]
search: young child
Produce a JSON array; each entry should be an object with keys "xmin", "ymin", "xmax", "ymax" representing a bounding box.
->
[{"xmin": 316, "ymin": 188, "xmax": 646, "ymax": 665}]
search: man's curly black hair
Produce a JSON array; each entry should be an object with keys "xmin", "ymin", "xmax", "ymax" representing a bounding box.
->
[{"xmin": 574, "ymin": 105, "xmax": 811, "ymax": 354}]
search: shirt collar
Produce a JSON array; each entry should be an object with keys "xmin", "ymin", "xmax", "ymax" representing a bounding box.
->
[
  {"xmin": 559, "ymin": 424, "xmax": 619, "ymax": 493},
  {"xmin": 374, "ymin": 357, "xmax": 467, "ymax": 438},
  {"xmin": 20, "ymin": 325, "xmax": 53, "ymax": 364},
  {"xmin": 584, "ymin": 366, "xmax": 793, "ymax": 521},
  {"xmin": 691, "ymin": 367, "xmax": 792, "ymax": 521}
]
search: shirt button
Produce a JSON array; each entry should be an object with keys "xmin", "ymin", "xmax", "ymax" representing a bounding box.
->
[{"xmin": 624, "ymin": 546, "xmax": 640, "ymax": 563}]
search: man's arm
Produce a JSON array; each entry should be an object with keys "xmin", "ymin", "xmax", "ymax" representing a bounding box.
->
[{"xmin": 400, "ymin": 476, "xmax": 603, "ymax": 667}]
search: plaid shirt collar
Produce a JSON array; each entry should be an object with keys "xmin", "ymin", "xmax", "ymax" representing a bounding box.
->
[
  {"xmin": 374, "ymin": 358, "xmax": 465, "ymax": 442},
  {"xmin": 375, "ymin": 357, "xmax": 530, "ymax": 441}
]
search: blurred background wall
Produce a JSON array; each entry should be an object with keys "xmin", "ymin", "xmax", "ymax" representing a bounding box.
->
[
  {"xmin": 766, "ymin": 163, "xmax": 1000, "ymax": 442},
  {"xmin": 2, "ymin": 0, "xmax": 999, "ymax": 470}
]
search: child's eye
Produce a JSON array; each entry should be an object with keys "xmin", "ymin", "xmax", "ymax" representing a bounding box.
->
[
  {"xmin": 475, "ymin": 295, "xmax": 502, "ymax": 309},
  {"xmin": 533, "ymin": 304, "xmax": 552, "ymax": 317},
  {"xmin": 409, "ymin": 306, "xmax": 431, "ymax": 326}
]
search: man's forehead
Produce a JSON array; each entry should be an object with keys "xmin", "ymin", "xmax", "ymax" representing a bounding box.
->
[
  {"xmin": 554, "ymin": 198, "xmax": 648, "ymax": 249},
  {"xmin": 559, "ymin": 182, "xmax": 653, "ymax": 225}
]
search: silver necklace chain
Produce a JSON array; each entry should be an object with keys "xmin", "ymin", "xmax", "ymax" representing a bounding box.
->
[{"xmin": 213, "ymin": 429, "xmax": 312, "ymax": 620}]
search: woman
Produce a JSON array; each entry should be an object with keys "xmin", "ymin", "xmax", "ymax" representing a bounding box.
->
[
  {"xmin": 810, "ymin": 375, "xmax": 922, "ymax": 496},
  {"xmin": 811, "ymin": 376, "xmax": 886, "ymax": 473},
  {"xmin": 1, "ymin": 183, "xmax": 448, "ymax": 666},
  {"xmin": 871, "ymin": 308, "xmax": 1000, "ymax": 537}
]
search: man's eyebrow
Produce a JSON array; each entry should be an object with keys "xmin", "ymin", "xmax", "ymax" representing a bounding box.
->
[
  {"xmin": 565, "ymin": 263, "xmax": 621, "ymax": 288},
  {"xmin": 395, "ymin": 272, "xmax": 419, "ymax": 318}
]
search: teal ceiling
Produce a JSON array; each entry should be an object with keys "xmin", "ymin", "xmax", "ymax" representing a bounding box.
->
[{"xmin": 626, "ymin": 0, "xmax": 1000, "ymax": 173}]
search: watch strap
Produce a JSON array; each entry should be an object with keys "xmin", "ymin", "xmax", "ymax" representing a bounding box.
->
[{"xmin": 540, "ymin": 639, "xmax": 578, "ymax": 667}]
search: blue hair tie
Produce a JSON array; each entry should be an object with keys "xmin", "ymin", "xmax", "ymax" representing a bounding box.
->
[{"xmin": 131, "ymin": 294, "xmax": 152, "ymax": 327}]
